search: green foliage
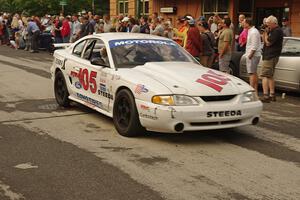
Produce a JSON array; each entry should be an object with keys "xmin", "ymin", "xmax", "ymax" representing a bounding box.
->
[{"xmin": 0, "ymin": 0, "xmax": 109, "ymax": 16}]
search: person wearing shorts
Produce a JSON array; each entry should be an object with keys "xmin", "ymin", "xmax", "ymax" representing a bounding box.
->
[
  {"xmin": 218, "ymin": 18, "xmax": 233, "ymax": 73},
  {"xmin": 261, "ymin": 15, "xmax": 283, "ymax": 102},
  {"xmin": 244, "ymin": 18, "xmax": 261, "ymax": 94}
]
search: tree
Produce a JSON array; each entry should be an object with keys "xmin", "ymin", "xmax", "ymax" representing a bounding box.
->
[{"xmin": 0, "ymin": 0, "xmax": 107, "ymax": 16}]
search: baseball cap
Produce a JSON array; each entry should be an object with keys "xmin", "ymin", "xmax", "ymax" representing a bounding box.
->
[
  {"xmin": 282, "ymin": 17, "xmax": 288, "ymax": 22},
  {"xmin": 185, "ymin": 16, "xmax": 195, "ymax": 25},
  {"xmin": 198, "ymin": 16, "xmax": 206, "ymax": 22},
  {"xmin": 121, "ymin": 16, "xmax": 129, "ymax": 22}
]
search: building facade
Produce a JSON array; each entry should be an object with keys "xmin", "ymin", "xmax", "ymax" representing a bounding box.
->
[{"xmin": 110, "ymin": 0, "xmax": 300, "ymax": 36}]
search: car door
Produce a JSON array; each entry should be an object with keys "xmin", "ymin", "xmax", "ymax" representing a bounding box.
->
[
  {"xmin": 80, "ymin": 38, "xmax": 114, "ymax": 112},
  {"xmin": 63, "ymin": 39, "xmax": 87, "ymax": 98},
  {"xmin": 275, "ymin": 39, "xmax": 300, "ymax": 90}
]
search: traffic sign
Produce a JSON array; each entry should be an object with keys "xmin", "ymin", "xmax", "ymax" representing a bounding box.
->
[{"xmin": 59, "ymin": 0, "xmax": 67, "ymax": 6}]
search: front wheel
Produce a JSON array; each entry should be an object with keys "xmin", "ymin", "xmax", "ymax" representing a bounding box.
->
[
  {"xmin": 54, "ymin": 70, "xmax": 70, "ymax": 107},
  {"xmin": 113, "ymin": 89, "xmax": 145, "ymax": 137}
]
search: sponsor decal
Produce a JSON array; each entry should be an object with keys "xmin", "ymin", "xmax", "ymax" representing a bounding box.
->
[
  {"xmin": 140, "ymin": 113, "xmax": 158, "ymax": 120},
  {"xmin": 134, "ymin": 84, "xmax": 149, "ymax": 94},
  {"xmin": 75, "ymin": 81, "xmax": 82, "ymax": 89},
  {"xmin": 100, "ymin": 78, "xmax": 106, "ymax": 84},
  {"xmin": 196, "ymin": 70, "xmax": 231, "ymax": 92},
  {"xmin": 70, "ymin": 71, "xmax": 79, "ymax": 77},
  {"xmin": 98, "ymin": 83, "xmax": 113, "ymax": 100},
  {"xmin": 168, "ymin": 107, "xmax": 176, "ymax": 119},
  {"xmin": 71, "ymin": 68, "xmax": 98, "ymax": 94},
  {"xmin": 55, "ymin": 58, "xmax": 65, "ymax": 69},
  {"xmin": 98, "ymin": 90, "xmax": 113, "ymax": 100},
  {"xmin": 100, "ymin": 83, "xmax": 106, "ymax": 92},
  {"xmin": 76, "ymin": 93, "xmax": 102, "ymax": 108},
  {"xmin": 207, "ymin": 110, "xmax": 242, "ymax": 118},
  {"xmin": 140, "ymin": 104, "xmax": 150, "ymax": 110},
  {"xmin": 109, "ymin": 39, "xmax": 177, "ymax": 48}
]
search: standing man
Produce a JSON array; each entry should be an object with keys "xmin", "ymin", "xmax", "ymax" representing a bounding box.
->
[
  {"xmin": 78, "ymin": 16, "xmax": 94, "ymax": 39},
  {"xmin": 218, "ymin": 18, "xmax": 234, "ymax": 73},
  {"xmin": 103, "ymin": 15, "xmax": 112, "ymax": 33},
  {"xmin": 183, "ymin": 16, "xmax": 202, "ymax": 59},
  {"xmin": 260, "ymin": 15, "xmax": 283, "ymax": 102},
  {"xmin": 70, "ymin": 15, "xmax": 81, "ymax": 42},
  {"xmin": 140, "ymin": 16, "xmax": 150, "ymax": 34},
  {"xmin": 27, "ymin": 17, "xmax": 40, "ymax": 53},
  {"xmin": 281, "ymin": 17, "xmax": 292, "ymax": 37},
  {"xmin": 61, "ymin": 16, "xmax": 71, "ymax": 43},
  {"xmin": 198, "ymin": 21, "xmax": 215, "ymax": 67},
  {"xmin": 244, "ymin": 18, "xmax": 261, "ymax": 94},
  {"xmin": 236, "ymin": 14, "xmax": 245, "ymax": 51}
]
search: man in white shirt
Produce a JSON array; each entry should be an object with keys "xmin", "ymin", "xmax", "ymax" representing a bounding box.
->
[
  {"xmin": 103, "ymin": 15, "xmax": 112, "ymax": 33},
  {"xmin": 70, "ymin": 15, "xmax": 81, "ymax": 42},
  {"xmin": 244, "ymin": 18, "xmax": 262, "ymax": 94}
]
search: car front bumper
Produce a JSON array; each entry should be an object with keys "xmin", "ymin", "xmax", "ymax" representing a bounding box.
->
[{"xmin": 136, "ymin": 99, "xmax": 263, "ymax": 133}]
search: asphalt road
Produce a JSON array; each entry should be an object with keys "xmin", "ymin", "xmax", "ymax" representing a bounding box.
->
[{"xmin": 0, "ymin": 46, "xmax": 299, "ymax": 200}]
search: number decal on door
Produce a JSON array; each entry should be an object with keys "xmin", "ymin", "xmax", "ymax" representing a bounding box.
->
[
  {"xmin": 77, "ymin": 68, "xmax": 98, "ymax": 93},
  {"xmin": 196, "ymin": 70, "xmax": 230, "ymax": 92}
]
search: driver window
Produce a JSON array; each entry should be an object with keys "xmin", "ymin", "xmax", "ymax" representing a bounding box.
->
[
  {"xmin": 91, "ymin": 39, "xmax": 110, "ymax": 66},
  {"xmin": 83, "ymin": 40, "xmax": 96, "ymax": 60},
  {"xmin": 72, "ymin": 40, "xmax": 86, "ymax": 57}
]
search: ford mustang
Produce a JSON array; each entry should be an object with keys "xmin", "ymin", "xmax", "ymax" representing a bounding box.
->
[{"xmin": 51, "ymin": 33, "xmax": 262, "ymax": 137}]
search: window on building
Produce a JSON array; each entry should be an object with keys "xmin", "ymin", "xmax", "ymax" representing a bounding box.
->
[
  {"xmin": 139, "ymin": 0, "xmax": 149, "ymax": 16},
  {"xmin": 238, "ymin": 0, "xmax": 253, "ymax": 18},
  {"xmin": 118, "ymin": 0, "xmax": 129, "ymax": 15},
  {"xmin": 203, "ymin": 0, "xmax": 229, "ymax": 18}
]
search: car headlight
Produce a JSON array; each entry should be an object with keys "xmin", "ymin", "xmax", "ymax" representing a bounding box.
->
[
  {"xmin": 152, "ymin": 95, "xmax": 199, "ymax": 106},
  {"xmin": 242, "ymin": 91, "xmax": 258, "ymax": 103}
]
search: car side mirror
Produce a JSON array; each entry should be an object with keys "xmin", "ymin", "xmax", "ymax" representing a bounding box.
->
[{"xmin": 90, "ymin": 57, "xmax": 109, "ymax": 67}]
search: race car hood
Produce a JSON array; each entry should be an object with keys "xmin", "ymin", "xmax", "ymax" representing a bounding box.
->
[{"xmin": 133, "ymin": 62, "xmax": 252, "ymax": 96}]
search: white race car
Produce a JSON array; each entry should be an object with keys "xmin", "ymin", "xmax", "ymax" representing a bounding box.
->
[{"xmin": 51, "ymin": 33, "xmax": 262, "ymax": 137}]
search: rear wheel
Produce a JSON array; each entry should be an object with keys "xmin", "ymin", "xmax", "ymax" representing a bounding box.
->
[
  {"xmin": 54, "ymin": 70, "xmax": 70, "ymax": 107},
  {"xmin": 113, "ymin": 89, "xmax": 145, "ymax": 137}
]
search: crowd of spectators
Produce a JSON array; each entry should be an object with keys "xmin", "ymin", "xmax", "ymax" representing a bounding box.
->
[{"xmin": 0, "ymin": 11, "xmax": 291, "ymax": 56}]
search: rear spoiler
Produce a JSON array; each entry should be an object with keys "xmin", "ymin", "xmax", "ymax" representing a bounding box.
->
[{"xmin": 53, "ymin": 43, "xmax": 72, "ymax": 49}]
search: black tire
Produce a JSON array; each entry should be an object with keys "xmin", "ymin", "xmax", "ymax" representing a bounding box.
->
[
  {"xmin": 54, "ymin": 70, "xmax": 70, "ymax": 107},
  {"xmin": 113, "ymin": 89, "xmax": 145, "ymax": 137}
]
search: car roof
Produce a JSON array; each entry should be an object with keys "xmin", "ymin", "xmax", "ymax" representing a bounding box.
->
[
  {"xmin": 83, "ymin": 33, "xmax": 173, "ymax": 42},
  {"xmin": 284, "ymin": 37, "xmax": 300, "ymax": 40}
]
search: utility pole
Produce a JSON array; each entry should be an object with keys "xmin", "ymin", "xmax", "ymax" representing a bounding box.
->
[{"xmin": 92, "ymin": 0, "xmax": 95, "ymax": 14}]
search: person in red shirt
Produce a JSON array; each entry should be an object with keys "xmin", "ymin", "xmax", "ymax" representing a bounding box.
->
[
  {"xmin": 184, "ymin": 16, "xmax": 202, "ymax": 59},
  {"xmin": 61, "ymin": 16, "xmax": 71, "ymax": 43}
]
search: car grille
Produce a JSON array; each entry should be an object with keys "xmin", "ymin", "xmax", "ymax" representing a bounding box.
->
[
  {"xmin": 190, "ymin": 120, "xmax": 241, "ymax": 126},
  {"xmin": 200, "ymin": 95, "xmax": 236, "ymax": 102}
]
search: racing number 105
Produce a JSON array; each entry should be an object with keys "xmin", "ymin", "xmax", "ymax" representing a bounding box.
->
[
  {"xmin": 78, "ymin": 68, "xmax": 97, "ymax": 93},
  {"xmin": 196, "ymin": 70, "xmax": 230, "ymax": 92}
]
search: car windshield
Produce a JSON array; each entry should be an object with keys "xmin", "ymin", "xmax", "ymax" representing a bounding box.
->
[{"xmin": 109, "ymin": 39, "xmax": 197, "ymax": 68}]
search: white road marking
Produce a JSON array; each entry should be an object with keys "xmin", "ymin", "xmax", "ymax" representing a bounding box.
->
[
  {"xmin": 0, "ymin": 181, "xmax": 25, "ymax": 200},
  {"xmin": 14, "ymin": 163, "xmax": 38, "ymax": 170}
]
